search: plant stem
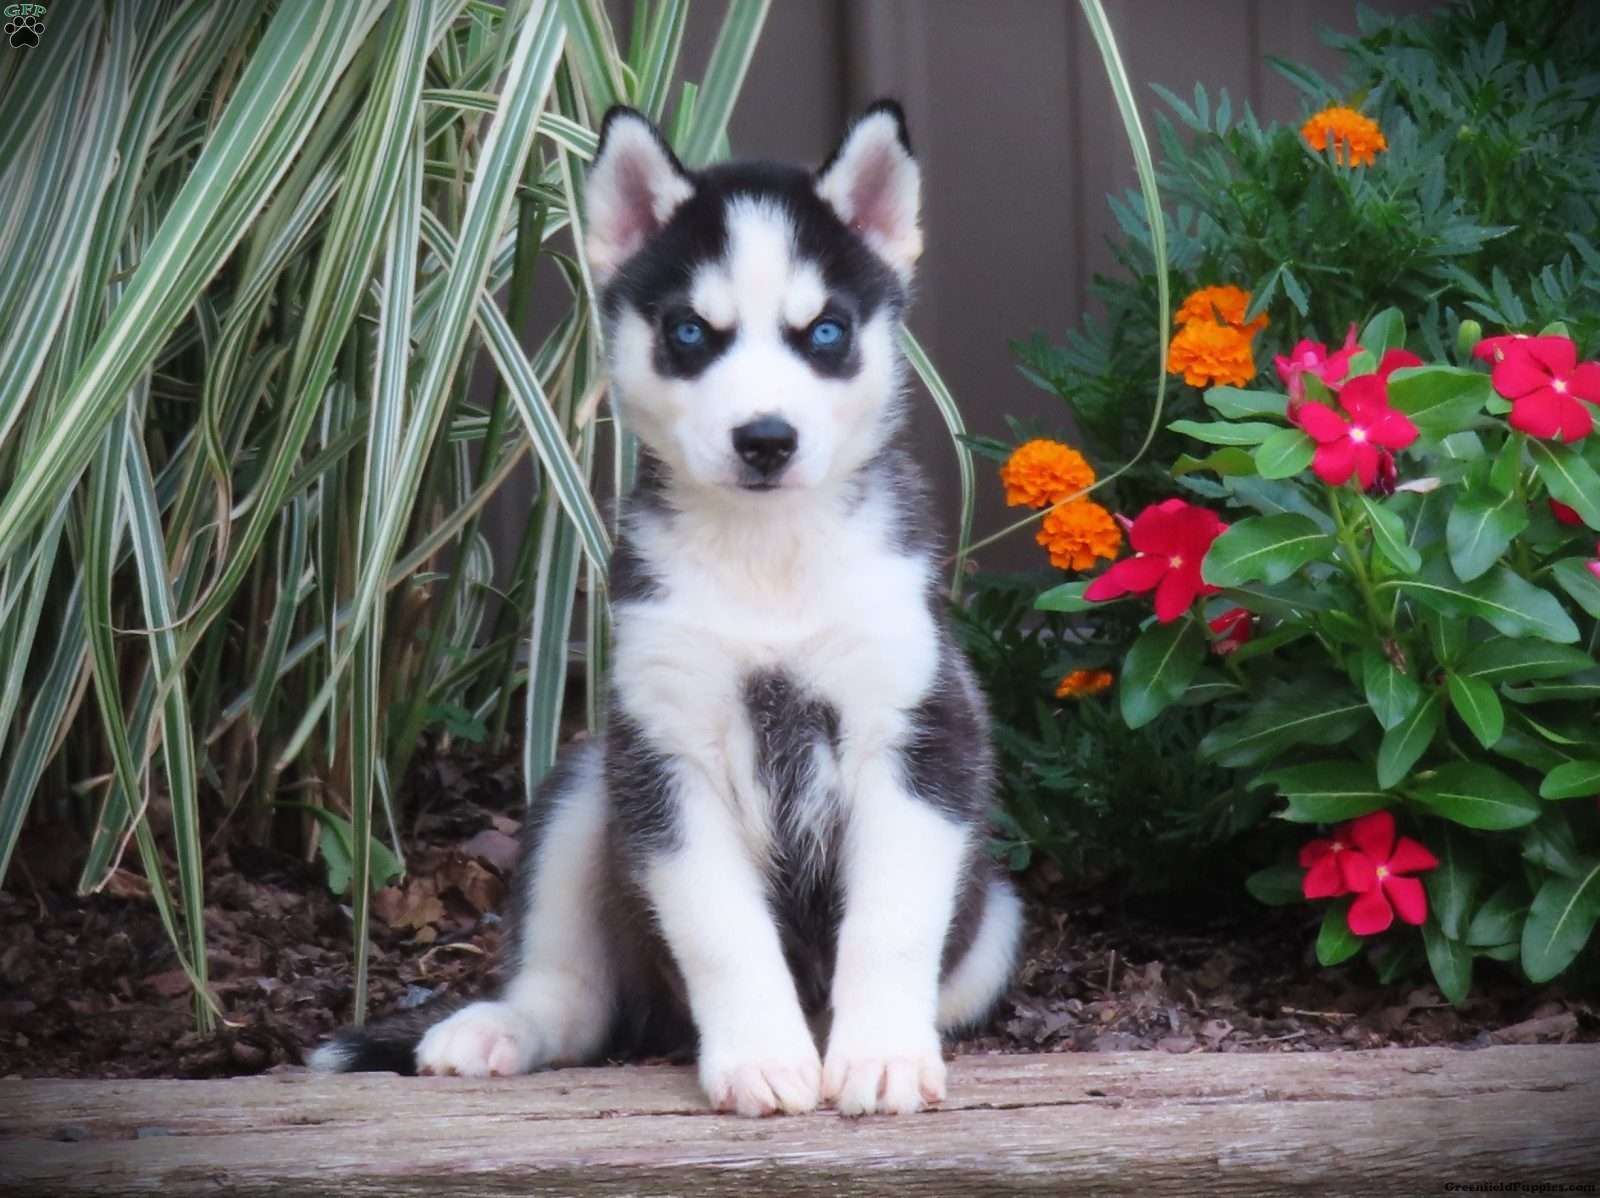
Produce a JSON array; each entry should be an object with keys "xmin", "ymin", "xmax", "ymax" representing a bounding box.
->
[{"xmin": 1329, "ymin": 485, "xmax": 1392, "ymax": 636}]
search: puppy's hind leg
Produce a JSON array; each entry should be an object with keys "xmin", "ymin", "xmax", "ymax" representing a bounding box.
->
[{"xmin": 414, "ymin": 742, "xmax": 617, "ymax": 1077}]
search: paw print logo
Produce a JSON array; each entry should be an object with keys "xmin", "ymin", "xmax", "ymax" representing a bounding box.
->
[{"xmin": 5, "ymin": 12, "xmax": 44, "ymax": 48}]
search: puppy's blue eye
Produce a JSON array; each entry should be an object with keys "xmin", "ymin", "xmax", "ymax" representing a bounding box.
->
[
  {"xmin": 809, "ymin": 319, "xmax": 845, "ymax": 349},
  {"xmin": 670, "ymin": 319, "xmax": 706, "ymax": 347}
]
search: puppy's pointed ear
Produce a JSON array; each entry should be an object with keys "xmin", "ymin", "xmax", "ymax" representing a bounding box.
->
[
  {"xmin": 585, "ymin": 107, "xmax": 694, "ymax": 285},
  {"xmin": 815, "ymin": 100, "xmax": 922, "ymax": 280}
]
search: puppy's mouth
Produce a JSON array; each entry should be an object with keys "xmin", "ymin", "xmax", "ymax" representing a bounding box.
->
[{"xmin": 737, "ymin": 479, "xmax": 782, "ymax": 493}]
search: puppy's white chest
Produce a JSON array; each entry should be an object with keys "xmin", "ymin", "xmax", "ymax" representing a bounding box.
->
[{"xmin": 614, "ymin": 502, "xmax": 938, "ymax": 760}]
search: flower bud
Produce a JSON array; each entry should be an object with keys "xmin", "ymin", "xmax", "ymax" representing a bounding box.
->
[{"xmin": 1456, "ymin": 319, "xmax": 1483, "ymax": 358}]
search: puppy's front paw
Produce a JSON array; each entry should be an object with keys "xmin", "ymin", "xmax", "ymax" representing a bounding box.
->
[
  {"xmin": 416, "ymin": 1001, "xmax": 541, "ymax": 1077},
  {"xmin": 822, "ymin": 1026, "xmax": 946, "ymax": 1116},
  {"xmin": 698, "ymin": 1032, "xmax": 822, "ymax": 1117}
]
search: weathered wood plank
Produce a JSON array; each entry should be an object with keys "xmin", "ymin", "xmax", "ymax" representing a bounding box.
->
[{"xmin": 2, "ymin": 1046, "xmax": 1596, "ymax": 1196}]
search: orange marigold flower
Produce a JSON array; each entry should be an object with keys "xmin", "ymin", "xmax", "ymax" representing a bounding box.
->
[
  {"xmin": 1166, "ymin": 321, "xmax": 1257, "ymax": 388},
  {"xmin": 1036, "ymin": 499, "xmax": 1122, "ymax": 571},
  {"xmin": 1301, "ymin": 105, "xmax": 1388, "ymax": 167},
  {"xmin": 1176, "ymin": 284, "xmax": 1268, "ymax": 337},
  {"xmin": 1056, "ymin": 669, "xmax": 1114, "ymax": 699},
  {"xmin": 1001, "ymin": 439, "xmax": 1096, "ymax": 508}
]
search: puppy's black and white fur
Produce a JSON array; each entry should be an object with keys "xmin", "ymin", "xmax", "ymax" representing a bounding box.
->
[{"xmin": 312, "ymin": 101, "xmax": 1022, "ymax": 1117}]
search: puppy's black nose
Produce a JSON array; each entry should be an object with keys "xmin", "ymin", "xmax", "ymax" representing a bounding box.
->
[{"xmin": 731, "ymin": 416, "xmax": 797, "ymax": 476}]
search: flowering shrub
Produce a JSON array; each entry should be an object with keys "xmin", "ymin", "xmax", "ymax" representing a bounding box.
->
[{"xmin": 1036, "ymin": 311, "xmax": 1600, "ymax": 998}]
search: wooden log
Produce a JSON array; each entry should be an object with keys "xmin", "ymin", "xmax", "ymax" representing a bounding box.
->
[{"xmin": 2, "ymin": 1046, "xmax": 1597, "ymax": 1195}]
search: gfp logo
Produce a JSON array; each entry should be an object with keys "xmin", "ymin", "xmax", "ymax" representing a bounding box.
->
[{"xmin": 4, "ymin": 3, "xmax": 45, "ymax": 48}]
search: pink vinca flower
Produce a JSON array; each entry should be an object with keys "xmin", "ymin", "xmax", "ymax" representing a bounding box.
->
[
  {"xmin": 1336, "ymin": 811, "xmax": 1439, "ymax": 936},
  {"xmin": 1083, "ymin": 499, "xmax": 1228, "ymax": 623},
  {"xmin": 1295, "ymin": 374, "xmax": 1419, "ymax": 488},
  {"xmin": 1489, "ymin": 335, "xmax": 1600, "ymax": 443},
  {"xmin": 1274, "ymin": 324, "xmax": 1361, "ymax": 405}
]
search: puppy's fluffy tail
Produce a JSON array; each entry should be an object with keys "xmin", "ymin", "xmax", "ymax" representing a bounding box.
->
[{"xmin": 307, "ymin": 1001, "xmax": 461, "ymax": 1075}]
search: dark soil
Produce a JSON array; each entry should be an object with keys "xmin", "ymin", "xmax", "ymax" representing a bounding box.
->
[{"xmin": 1, "ymin": 747, "xmax": 1593, "ymax": 1080}]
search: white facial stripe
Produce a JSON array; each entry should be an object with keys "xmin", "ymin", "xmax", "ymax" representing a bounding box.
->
[
  {"xmin": 689, "ymin": 270, "xmax": 736, "ymax": 330},
  {"xmin": 782, "ymin": 262, "xmax": 827, "ymax": 330},
  {"xmin": 725, "ymin": 200, "xmax": 796, "ymax": 331}
]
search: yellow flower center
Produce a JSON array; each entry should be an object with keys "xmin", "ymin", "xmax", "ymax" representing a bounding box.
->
[
  {"xmin": 1553, "ymin": 378, "xmax": 1568, "ymax": 394},
  {"xmin": 1376, "ymin": 865, "xmax": 1390, "ymax": 880},
  {"xmin": 1170, "ymin": 555, "xmax": 1184, "ymax": 569},
  {"xmin": 1350, "ymin": 426, "xmax": 1368, "ymax": 443}
]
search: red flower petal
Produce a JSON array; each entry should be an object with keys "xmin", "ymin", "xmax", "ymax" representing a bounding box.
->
[
  {"xmin": 1525, "ymin": 335, "xmax": 1578, "ymax": 378},
  {"xmin": 1312, "ymin": 439, "xmax": 1358, "ymax": 486},
  {"xmin": 1339, "ymin": 850, "xmax": 1379, "ymax": 894},
  {"xmin": 1127, "ymin": 498, "xmax": 1192, "ymax": 556},
  {"xmin": 1377, "ymin": 349, "xmax": 1423, "ymax": 379},
  {"xmin": 1385, "ymin": 875, "xmax": 1429, "ymax": 926},
  {"xmin": 1509, "ymin": 392, "xmax": 1592, "ymax": 442},
  {"xmin": 1352, "ymin": 442, "xmax": 1382, "ymax": 491},
  {"xmin": 1084, "ymin": 553, "xmax": 1169, "ymax": 602},
  {"xmin": 1386, "ymin": 836, "xmax": 1440, "ymax": 875},
  {"xmin": 1549, "ymin": 499, "xmax": 1583, "ymax": 526},
  {"xmin": 1588, "ymin": 560, "xmax": 1600, "ymax": 582},
  {"xmin": 1298, "ymin": 402, "xmax": 1350, "ymax": 444},
  {"xmin": 1298, "ymin": 838, "xmax": 1334, "ymax": 868},
  {"xmin": 1339, "ymin": 374, "xmax": 1389, "ymax": 421},
  {"xmin": 1153, "ymin": 563, "xmax": 1201, "ymax": 623},
  {"xmin": 1347, "ymin": 889, "xmax": 1394, "ymax": 936},
  {"xmin": 1569, "ymin": 361, "xmax": 1600, "ymax": 405},
  {"xmin": 1302, "ymin": 854, "xmax": 1346, "ymax": 899},
  {"xmin": 1493, "ymin": 354, "xmax": 1554, "ymax": 400},
  {"xmin": 1366, "ymin": 407, "xmax": 1419, "ymax": 450},
  {"xmin": 1348, "ymin": 811, "xmax": 1396, "ymax": 860},
  {"xmin": 1473, "ymin": 333, "xmax": 1531, "ymax": 364}
]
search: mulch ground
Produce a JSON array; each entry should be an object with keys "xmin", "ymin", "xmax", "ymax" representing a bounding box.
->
[{"xmin": 1, "ymin": 747, "xmax": 1594, "ymax": 1080}]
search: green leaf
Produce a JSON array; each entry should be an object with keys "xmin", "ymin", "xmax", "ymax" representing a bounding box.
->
[
  {"xmin": 1120, "ymin": 618, "xmax": 1206, "ymax": 730},
  {"xmin": 1503, "ymin": 669, "xmax": 1600, "ymax": 705},
  {"xmin": 1521, "ymin": 861, "xmax": 1600, "ymax": 984},
  {"xmin": 1422, "ymin": 919, "xmax": 1473, "ymax": 1005},
  {"xmin": 1261, "ymin": 761, "xmax": 1391, "ymax": 823},
  {"xmin": 1358, "ymin": 307, "xmax": 1406, "ymax": 357},
  {"xmin": 1424, "ymin": 610, "xmax": 1467, "ymax": 668},
  {"xmin": 1357, "ymin": 495, "xmax": 1421, "ymax": 574},
  {"xmin": 1523, "ymin": 811, "xmax": 1588, "ymax": 880},
  {"xmin": 1246, "ymin": 863, "xmax": 1306, "ymax": 907},
  {"xmin": 1316, "ymin": 905, "xmax": 1363, "ymax": 966},
  {"xmin": 1410, "ymin": 763, "xmax": 1541, "ymax": 829},
  {"xmin": 1204, "ymin": 387, "xmax": 1287, "ymax": 420},
  {"xmin": 1200, "ymin": 690, "xmax": 1370, "ymax": 769},
  {"xmin": 1426, "ymin": 826, "xmax": 1480, "ymax": 941},
  {"xmin": 280, "ymin": 802, "xmax": 403, "ymax": 896},
  {"xmin": 900, "ymin": 329, "xmax": 976, "ymax": 594},
  {"xmin": 1465, "ymin": 882, "xmax": 1526, "ymax": 947},
  {"xmin": 1446, "ymin": 673, "xmax": 1504, "ymax": 749},
  {"xmin": 1551, "ymin": 557, "xmax": 1600, "ymax": 619},
  {"xmin": 1389, "ymin": 558, "xmax": 1579, "ymax": 644},
  {"xmin": 1489, "ymin": 432, "xmax": 1523, "ymax": 497},
  {"xmin": 1254, "ymin": 427, "xmax": 1316, "ymax": 479},
  {"xmin": 1035, "ymin": 580, "xmax": 1097, "ymax": 612},
  {"xmin": 1172, "ymin": 447, "xmax": 1257, "ymax": 477},
  {"xmin": 1540, "ymin": 760, "xmax": 1600, "ymax": 801},
  {"xmin": 1202, "ymin": 513, "xmax": 1333, "ymax": 587},
  {"xmin": 1378, "ymin": 691, "xmax": 1443, "ymax": 787},
  {"xmin": 1363, "ymin": 647, "xmax": 1422, "ymax": 731},
  {"xmin": 1168, "ymin": 419, "xmax": 1281, "ymax": 446},
  {"xmin": 1445, "ymin": 488, "xmax": 1528, "ymax": 581},
  {"xmin": 1385, "ymin": 366, "xmax": 1491, "ymax": 437},
  {"xmin": 1458, "ymin": 639, "xmax": 1595, "ymax": 685},
  {"xmin": 1529, "ymin": 439, "xmax": 1600, "ymax": 530}
]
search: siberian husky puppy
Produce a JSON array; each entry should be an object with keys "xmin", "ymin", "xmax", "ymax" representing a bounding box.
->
[{"xmin": 311, "ymin": 101, "xmax": 1022, "ymax": 1117}]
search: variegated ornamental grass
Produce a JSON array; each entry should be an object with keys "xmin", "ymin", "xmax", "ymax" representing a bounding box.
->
[
  {"xmin": 0, "ymin": 0, "xmax": 1152, "ymax": 1031},
  {"xmin": 0, "ymin": 0, "xmax": 970, "ymax": 1030}
]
